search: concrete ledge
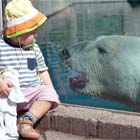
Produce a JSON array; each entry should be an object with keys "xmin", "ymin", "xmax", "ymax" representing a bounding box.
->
[{"xmin": 37, "ymin": 104, "xmax": 140, "ymax": 139}]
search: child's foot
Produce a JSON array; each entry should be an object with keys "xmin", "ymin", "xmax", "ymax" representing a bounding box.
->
[{"xmin": 18, "ymin": 118, "xmax": 40, "ymax": 140}]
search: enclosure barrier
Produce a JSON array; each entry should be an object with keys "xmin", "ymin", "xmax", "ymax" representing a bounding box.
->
[{"xmin": 37, "ymin": 104, "xmax": 140, "ymax": 139}]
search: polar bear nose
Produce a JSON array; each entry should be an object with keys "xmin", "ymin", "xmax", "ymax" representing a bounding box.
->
[{"xmin": 62, "ymin": 48, "xmax": 71, "ymax": 60}]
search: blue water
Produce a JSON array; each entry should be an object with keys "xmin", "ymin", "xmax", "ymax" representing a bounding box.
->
[{"xmin": 38, "ymin": 2, "xmax": 136, "ymax": 112}]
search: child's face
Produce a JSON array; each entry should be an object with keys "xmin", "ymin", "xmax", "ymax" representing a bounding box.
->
[{"xmin": 19, "ymin": 30, "xmax": 37, "ymax": 46}]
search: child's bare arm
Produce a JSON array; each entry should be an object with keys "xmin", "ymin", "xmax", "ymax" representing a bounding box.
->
[
  {"xmin": 0, "ymin": 78, "xmax": 13, "ymax": 96},
  {"xmin": 39, "ymin": 70, "xmax": 54, "ymax": 88}
]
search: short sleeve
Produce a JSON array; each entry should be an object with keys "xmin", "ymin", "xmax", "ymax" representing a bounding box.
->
[{"xmin": 34, "ymin": 44, "xmax": 48, "ymax": 72}]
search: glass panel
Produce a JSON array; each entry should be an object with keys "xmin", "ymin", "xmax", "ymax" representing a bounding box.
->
[
  {"xmin": 2, "ymin": 0, "xmax": 140, "ymax": 112},
  {"xmin": 35, "ymin": 0, "xmax": 134, "ymax": 111}
]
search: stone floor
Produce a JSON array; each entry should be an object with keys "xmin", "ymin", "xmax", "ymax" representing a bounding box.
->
[{"xmin": 41, "ymin": 130, "xmax": 104, "ymax": 140}]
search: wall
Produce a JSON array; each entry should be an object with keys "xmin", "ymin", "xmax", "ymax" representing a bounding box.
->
[{"xmin": 31, "ymin": 0, "xmax": 140, "ymax": 36}]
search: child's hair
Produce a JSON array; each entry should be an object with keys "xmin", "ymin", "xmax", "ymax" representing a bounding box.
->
[{"xmin": 3, "ymin": 0, "xmax": 47, "ymax": 38}]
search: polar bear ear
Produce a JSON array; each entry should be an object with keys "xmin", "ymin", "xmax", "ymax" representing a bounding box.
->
[
  {"xmin": 97, "ymin": 45, "xmax": 110, "ymax": 54},
  {"xmin": 96, "ymin": 38, "xmax": 117, "ymax": 54},
  {"xmin": 97, "ymin": 43, "xmax": 113, "ymax": 54}
]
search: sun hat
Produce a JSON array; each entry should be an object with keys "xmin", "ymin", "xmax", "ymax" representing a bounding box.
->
[{"xmin": 3, "ymin": 0, "xmax": 47, "ymax": 38}]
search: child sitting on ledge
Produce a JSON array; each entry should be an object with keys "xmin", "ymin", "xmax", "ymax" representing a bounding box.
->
[{"xmin": 0, "ymin": 0, "xmax": 60, "ymax": 139}]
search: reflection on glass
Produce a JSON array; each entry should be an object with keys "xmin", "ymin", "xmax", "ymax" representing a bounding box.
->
[{"xmin": 2, "ymin": 0, "xmax": 140, "ymax": 112}]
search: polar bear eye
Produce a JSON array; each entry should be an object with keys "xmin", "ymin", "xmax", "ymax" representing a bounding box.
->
[{"xmin": 98, "ymin": 47, "xmax": 108, "ymax": 54}]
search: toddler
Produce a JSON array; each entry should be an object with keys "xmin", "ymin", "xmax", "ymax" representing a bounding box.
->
[{"xmin": 0, "ymin": 0, "xmax": 60, "ymax": 139}]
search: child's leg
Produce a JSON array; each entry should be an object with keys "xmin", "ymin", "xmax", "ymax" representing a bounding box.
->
[
  {"xmin": 29, "ymin": 100, "xmax": 52, "ymax": 119},
  {"xmin": 17, "ymin": 85, "xmax": 60, "ymax": 139},
  {"xmin": 18, "ymin": 101, "xmax": 52, "ymax": 139},
  {"xmin": 18, "ymin": 101, "xmax": 51, "ymax": 139}
]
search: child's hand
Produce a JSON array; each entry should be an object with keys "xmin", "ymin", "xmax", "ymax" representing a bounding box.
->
[{"xmin": 0, "ymin": 79, "xmax": 13, "ymax": 96}]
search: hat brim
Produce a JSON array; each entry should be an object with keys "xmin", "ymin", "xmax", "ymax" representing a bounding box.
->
[{"xmin": 4, "ymin": 12, "xmax": 47, "ymax": 38}]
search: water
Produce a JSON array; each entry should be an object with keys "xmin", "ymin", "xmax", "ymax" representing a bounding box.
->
[{"xmin": 37, "ymin": 1, "xmax": 140, "ymax": 112}]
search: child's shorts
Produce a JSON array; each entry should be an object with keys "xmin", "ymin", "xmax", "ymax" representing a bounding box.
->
[{"xmin": 17, "ymin": 85, "xmax": 61, "ymax": 113}]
